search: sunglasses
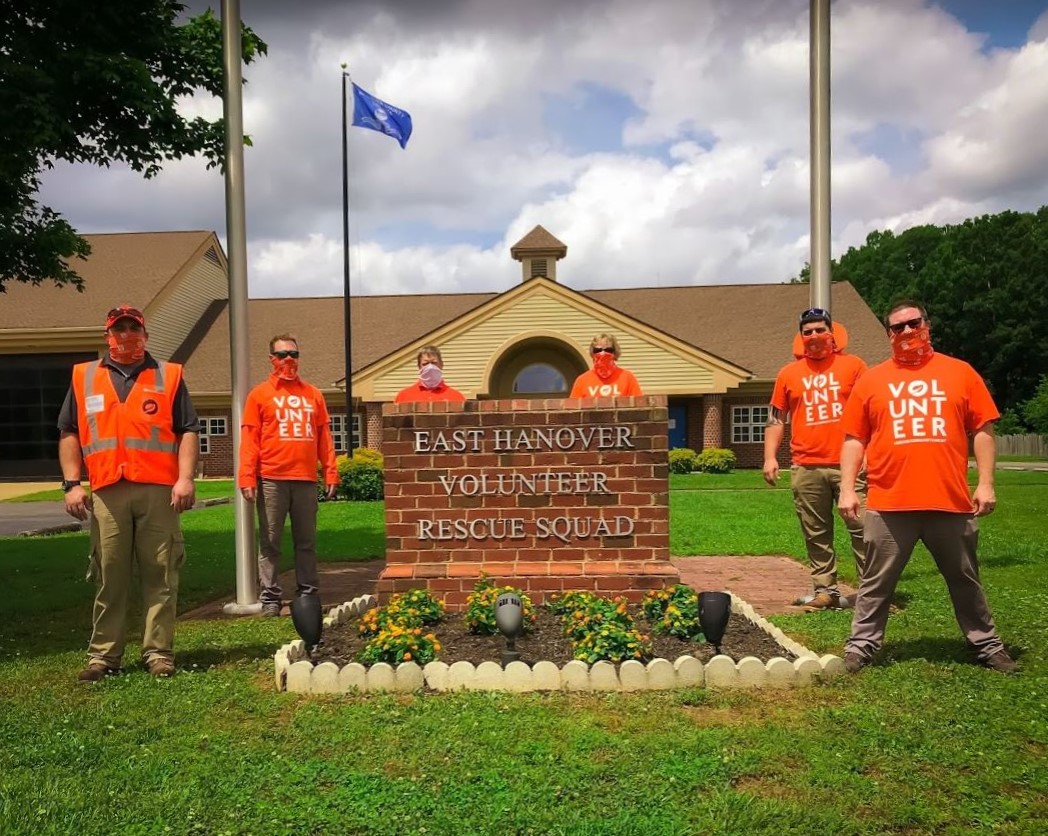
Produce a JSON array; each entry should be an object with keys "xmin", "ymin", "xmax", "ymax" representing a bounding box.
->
[
  {"xmin": 592, "ymin": 347, "xmax": 615, "ymax": 355},
  {"xmin": 107, "ymin": 306, "xmax": 143, "ymax": 319},
  {"xmin": 888, "ymin": 317, "xmax": 924, "ymax": 335},
  {"xmin": 271, "ymin": 350, "xmax": 300, "ymax": 359},
  {"xmin": 800, "ymin": 307, "xmax": 830, "ymax": 321}
]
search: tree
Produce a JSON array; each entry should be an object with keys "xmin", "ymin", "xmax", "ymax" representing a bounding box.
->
[
  {"xmin": 1023, "ymin": 376, "xmax": 1048, "ymax": 435},
  {"xmin": 793, "ymin": 209, "xmax": 1048, "ymax": 412},
  {"xmin": 0, "ymin": 1, "xmax": 266, "ymax": 292}
]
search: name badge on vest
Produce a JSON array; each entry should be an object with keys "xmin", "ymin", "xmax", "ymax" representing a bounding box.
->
[{"xmin": 85, "ymin": 394, "xmax": 105, "ymax": 415}]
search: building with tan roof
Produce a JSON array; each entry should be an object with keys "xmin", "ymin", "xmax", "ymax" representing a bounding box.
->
[{"xmin": 0, "ymin": 226, "xmax": 888, "ymax": 479}]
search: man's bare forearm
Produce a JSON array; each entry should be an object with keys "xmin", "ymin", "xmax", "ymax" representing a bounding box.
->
[
  {"xmin": 58, "ymin": 433, "xmax": 83, "ymax": 481},
  {"xmin": 177, "ymin": 433, "xmax": 199, "ymax": 481},
  {"xmin": 840, "ymin": 436, "xmax": 866, "ymax": 492}
]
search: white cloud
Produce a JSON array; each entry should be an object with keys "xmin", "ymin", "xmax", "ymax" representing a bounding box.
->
[{"xmin": 35, "ymin": 0, "xmax": 1048, "ymax": 297}]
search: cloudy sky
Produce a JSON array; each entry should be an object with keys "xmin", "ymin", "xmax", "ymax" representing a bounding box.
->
[{"xmin": 38, "ymin": 0, "xmax": 1048, "ymax": 297}]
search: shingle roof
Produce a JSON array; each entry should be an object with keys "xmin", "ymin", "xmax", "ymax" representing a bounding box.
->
[
  {"xmin": 586, "ymin": 281, "xmax": 891, "ymax": 378},
  {"xmin": 0, "ymin": 231, "xmax": 216, "ymax": 328},
  {"xmin": 181, "ymin": 281, "xmax": 888, "ymax": 392},
  {"xmin": 181, "ymin": 292, "xmax": 494, "ymax": 392}
]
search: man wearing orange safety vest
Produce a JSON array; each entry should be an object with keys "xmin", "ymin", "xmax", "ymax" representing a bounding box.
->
[
  {"xmin": 58, "ymin": 305, "xmax": 199, "ymax": 683},
  {"xmin": 238, "ymin": 334, "xmax": 339, "ymax": 616}
]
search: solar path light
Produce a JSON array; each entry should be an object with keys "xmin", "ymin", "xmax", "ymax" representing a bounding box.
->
[
  {"xmin": 495, "ymin": 591, "xmax": 524, "ymax": 666},
  {"xmin": 291, "ymin": 593, "xmax": 323, "ymax": 655},
  {"xmin": 698, "ymin": 591, "xmax": 731, "ymax": 656}
]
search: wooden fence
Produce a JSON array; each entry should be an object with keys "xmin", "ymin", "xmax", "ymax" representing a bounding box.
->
[{"xmin": 996, "ymin": 434, "xmax": 1048, "ymax": 458}]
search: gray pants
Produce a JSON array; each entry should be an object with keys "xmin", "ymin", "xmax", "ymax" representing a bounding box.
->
[
  {"xmin": 846, "ymin": 510, "xmax": 1005, "ymax": 662},
  {"xmin": 256, "ymin": 479, "xmax": 320, "ymax": 606},
  {"xmin": 790, "ymin": 465, "xmax": 867, "ymax": 593}
]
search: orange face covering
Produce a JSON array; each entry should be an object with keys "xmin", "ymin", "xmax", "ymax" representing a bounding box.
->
[
  {"xmin": 107, "ymin": 331, "xmax": 146, "ymax": 365},
  {"xmin": 271, "ymin": 356, "xmax": 299, "ymax": 381},
  {"xmin": 802, "ymin": 333, "xmax": 835, "ymax": 360},
  {"xmin": 891, "ymin": 324, "xmax": 934, "ymax": 366},
  {"xmin": 593, "ymin": 352, "xmax": 617, "ymax": 380}
]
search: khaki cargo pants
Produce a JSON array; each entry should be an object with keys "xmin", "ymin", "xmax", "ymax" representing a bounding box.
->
[
  {"xmin": 87, "ymin": 481, "xmax": 184, "ymax": 668},
  {"xmin": 791, "ymin": 465, "xmax": 867, "ymax": 594}
]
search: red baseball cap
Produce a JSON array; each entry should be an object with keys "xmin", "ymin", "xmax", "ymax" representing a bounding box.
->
[{"xmin": 105, "ymin": 305, "xmax": 145, "ymax": 329}]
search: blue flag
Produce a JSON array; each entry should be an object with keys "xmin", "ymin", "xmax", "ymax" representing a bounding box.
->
[{"xmin": 351, "ymin": 83, "xmax": 413, "ymax": 149}]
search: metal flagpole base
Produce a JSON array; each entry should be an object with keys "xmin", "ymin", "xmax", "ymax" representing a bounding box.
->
[{"xmin": 222, "ymin": 601, "xmax": 264, "ymax": 616}]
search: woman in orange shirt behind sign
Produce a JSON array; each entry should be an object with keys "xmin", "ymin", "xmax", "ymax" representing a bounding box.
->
[{"xmin": 569, "ymin": 333, "xmax": 643, "ymax": 398}]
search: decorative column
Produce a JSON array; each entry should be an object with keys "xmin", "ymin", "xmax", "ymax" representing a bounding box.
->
[
  {"xmin": 365, "ymin": 402, "xmax": 383, "ymax": 450},
  {"xmin": 702, "ymin": 394, "xmax": 723, "ymax": 449}
]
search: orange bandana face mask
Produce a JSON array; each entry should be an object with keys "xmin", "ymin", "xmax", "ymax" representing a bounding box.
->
[
  {"xmin": 593, "ymin": 351, "xmax": 617, "ymax": 380},
  {"xmin": 271, "ymin": 356, "xmax": 299, "ymax": 381},
  {"xmin": 802, "ymin": 333, "xmax": 835, "ymax": 360},
  {"xmin": 890, "ymin": 324, "xmax": 934, "ymax": 366},
  {"xmin": 106, "ymin": 331, "xmax": 146, "ymax": 365}
]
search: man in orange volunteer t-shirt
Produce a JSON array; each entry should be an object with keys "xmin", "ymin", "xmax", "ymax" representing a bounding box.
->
[
  {"xmin": 394, "ymin": 345, "xmax": 466, "ymax": 404},
  {"xmin": 569, "ymin": 333, "xmax": 643, "ymax": 398},
  {"xmin": 764, "ymin": 308, "xmax": 867, "ymax": 611},
  {"xmin": 238, "ymin": 334, "xmax": 338, "ymax": 616},
  {"xmin": 838, "ymin": 301, "xmax": 1016, "ymax": 674}
]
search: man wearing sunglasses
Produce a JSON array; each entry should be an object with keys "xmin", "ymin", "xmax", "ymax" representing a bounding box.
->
[
  {"xmin": 764, "ymin": 307, "xmax": 868, "ymax": 612},
  {"xmin": 569, "ymin": 334, "xmax": 643, "ymax": 398},
  {"xmin": 838, "ymin": 301, "xmax": 1016, "ymax": 674},
  {"xmin": 238, "ymin": 334, "xmax": 339, "ymax": 616},
  {"xmin": 58, "ymin": 305, "xmax": 200, "ymax": 682}
]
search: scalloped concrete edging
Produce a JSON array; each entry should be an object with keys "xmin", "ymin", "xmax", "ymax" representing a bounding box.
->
[{"xmin": 274, "ymin": 592, "xmax": 844, "ymax": 694}]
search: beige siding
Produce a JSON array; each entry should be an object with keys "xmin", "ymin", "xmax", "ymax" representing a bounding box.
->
[
  {"xmin": 146, "ymin": 251, "xmax": 228, "ymax": 360},
  {"xmin": 373, "ymin": 289, "xmax": 719, "ymax": 398}
]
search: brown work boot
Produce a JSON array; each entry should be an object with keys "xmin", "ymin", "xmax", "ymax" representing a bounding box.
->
[
  {"xmin": 146, "ymin": 657, "xmax": 175, "ymax": 678},
  {"xmin": 843, "ymin": 653, "xmax": 869, "ymax": 674},
  {"xmin": 980, "ymin": 650, "xmax": 1018, "ymax": 674},
  {"xmin": 77, "ymin": 662, "xmax": 118, "ymax": 683},
  {"xmin": 803, "ymin": 591, "xmax": 841, "ymax": 612}
]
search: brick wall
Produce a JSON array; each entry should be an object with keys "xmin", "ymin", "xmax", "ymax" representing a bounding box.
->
[
  {"xmin": 199, "ymin": 412, "xmax": 234, "ymax": 477},
  {"xmin": 378, "ymin": 396, "xmax": 677, "ymax": 608}
]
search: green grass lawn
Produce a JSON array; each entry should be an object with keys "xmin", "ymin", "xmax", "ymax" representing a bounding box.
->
[{"xmin": 1, "ymin": 477, "xmax": 1046, "ymax": 834}]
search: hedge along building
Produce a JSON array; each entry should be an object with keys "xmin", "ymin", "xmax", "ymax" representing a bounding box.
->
[{"xmin": 0, "ymin": 225, "xmax": 890, "ymax": 480}]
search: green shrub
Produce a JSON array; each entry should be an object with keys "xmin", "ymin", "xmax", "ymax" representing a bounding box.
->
[
  {"xmin": 695, "ymin": 447, "xmax": 736, "ymax": 474},
  {"xmin": 640, "ymin": 584, "xmax": 702, "ymax": 640},
  {"xmin": 358, "ymin": 623, "xmax": 440, "ymax": 665},
  {"xmin": 668, "ymin": 448, "xmax": 697, "ymax": 474},
  {"xmin": 322, "ymin": 450, "xmax": 385, "ymax": 501},
  {"xmin": 386, "ymin": 589, "xmax": 444, "ymax": 625},
  {"xmin": 572, "ymin": 621, "xmax": 653, "ymax": 664},
  {"xmin": 545, "ymin": 590, "xmax": 601, "ymax": 616},
  {"xmin": 464, "ymin": 575, "xmax": 536, "ymax": 635}
]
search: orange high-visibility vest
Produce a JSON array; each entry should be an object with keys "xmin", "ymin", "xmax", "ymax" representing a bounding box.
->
[{"xmin": 72, "ymin": 360, "xmax": 182, "ymax": 489}]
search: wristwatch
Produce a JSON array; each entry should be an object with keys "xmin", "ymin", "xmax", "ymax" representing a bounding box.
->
[{"xmin": 61, "ymin": 480, "xmax": 82, "ymax": 493}]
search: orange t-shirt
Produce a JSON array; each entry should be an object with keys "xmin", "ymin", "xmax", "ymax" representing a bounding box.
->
[
  {"xmin": 569, "ymin": 367, "xmax": 643, "ymax": 398},
  {"xmin": 841, "ymin": 353, "xmax": 999, "ymax": 513},
  {"xmin": 770, "ymin": 352, "xmax": 866, "ymax": 466},
  {"xmin": 394, "ymin": 381, "xmax": 466, "ymax": 404},
  {"xmin": 237, "ymin": 375, "xmax": 338, "ymax": 487}
]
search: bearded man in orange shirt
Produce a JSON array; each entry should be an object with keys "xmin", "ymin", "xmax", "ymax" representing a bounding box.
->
[
  {"xmin": 238, "ymin": 334, "xmax": 339, "ymax": 616},
  {"xmin": 764, "ymin": 308, "xmax": 867, "ymax": 611},
  {"xmin": 838, "ymin": 301, "xmax": 1016, "ymax": 674}
]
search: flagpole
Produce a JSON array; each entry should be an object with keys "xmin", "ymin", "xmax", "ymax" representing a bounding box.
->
[{"xmin": 341, "ymin": 68, "xmax": 355, "ymax": 457}]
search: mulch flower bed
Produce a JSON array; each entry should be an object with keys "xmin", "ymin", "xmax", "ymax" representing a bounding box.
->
[{"xmin": 310, "ymin": 606, "xmax": 794, "ymax": 668}]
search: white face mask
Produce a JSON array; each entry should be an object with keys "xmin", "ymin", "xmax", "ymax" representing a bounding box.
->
[{"xmin": 418, "ymin": 362, "xmax": 443, "ymax": 389}]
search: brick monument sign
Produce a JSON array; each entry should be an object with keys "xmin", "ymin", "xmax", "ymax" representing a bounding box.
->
[{"xmin": 377, "ymin": 396, "xmax": 677, "ymax": 608}]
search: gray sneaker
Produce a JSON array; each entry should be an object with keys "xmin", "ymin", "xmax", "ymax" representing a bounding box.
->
[{"xmin": 261, "ymin": 603, "xmax": 281, "ymax": 617}]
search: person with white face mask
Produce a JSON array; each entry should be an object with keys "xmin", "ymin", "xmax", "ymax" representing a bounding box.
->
[{"xmin": 394, "ymin": 345, "xmax": 466, "ymax": 404}]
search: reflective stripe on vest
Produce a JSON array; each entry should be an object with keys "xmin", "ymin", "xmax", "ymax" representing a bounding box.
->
[
  {"xmin": 125, "ymin": 425, "xmax": 178, "ymax": 453},
  {"xmin": 80, "ymin": 361, "xmax": 118, "ymax": 456}
]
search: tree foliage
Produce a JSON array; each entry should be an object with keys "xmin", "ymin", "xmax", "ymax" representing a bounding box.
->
[
  {"xmin": 1023, "ymin": 376, "xmax": 1048, "ymax": 435},
  {"xmin": 797, "ymin": 209, "xmax": 1048, "ymax": 411},
  {"xmin": 0, "ymin": 1, "xmax": 266, "ymax": 292}
]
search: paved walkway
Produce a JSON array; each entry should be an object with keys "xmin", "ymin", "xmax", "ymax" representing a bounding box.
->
[{"xmin": 180, "ymin": 555, "xmax": 845, "ymax": 621}]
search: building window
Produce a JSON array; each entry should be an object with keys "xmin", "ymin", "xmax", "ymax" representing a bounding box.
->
[
  {"xmin": 330, "ymin": 414, "xmax": 362, "ymax": 454},
  {"xmin": 731, "ymin": 405, "xmax": 769, "ymax": 444},
  {"xmin": 512, "ymin": 363, "xmax": 568, "ymax": 394},
  {"xmin": 197, "ymin": 416, "xmax": 227, "ymax": 456}
]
